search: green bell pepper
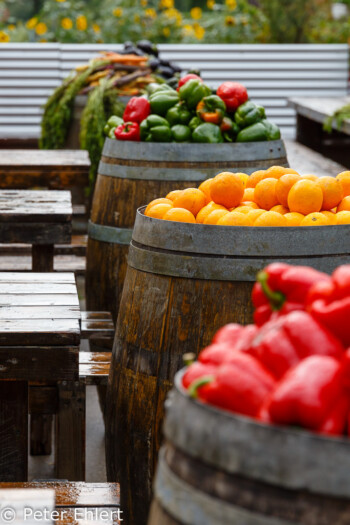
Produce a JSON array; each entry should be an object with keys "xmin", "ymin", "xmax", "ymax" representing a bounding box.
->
[
  {"xmin": 179, "ymin": 79, "xmax": 212, "ymax": 110},
  {"xmin": 236, "ymin": 122, "xmax": 268, "ymax": 142},
  {"xmin": 257, "ymin": 106, "xmax": 266, "ymax": 119},
  {"xmin": 147, "ymin": 82, "xmax": 175, "ymax": 95},
  {"xmin": 171, "ymin": 124, "xmax": 191, "ymax": 142},
  {"xmin": 220, "ymin": 116, "xmax": 240, "ymax": 142},
  {"xmin": 189, "ymin": 116, "xmax": 202, "ymax": 132},
  {"xmin": 192, "ymin": 122, "xmax": 223, "ymax": 143},
  {"xmin": 261, "ymin": 119, "xmax": 281, "ymax": 140},
  {"xmin": 166, "ymin": 103, "xmax": 192, "ymax": 126},
  {"xmin": 104, "ymin": 115, "xmax": 123, "ymax": 137},
  {"xmin": 149, "ymin": 90, "xmax": 179, "ymax": 117},
  {"xmin": 234, "ymin": 101, "xmax": 262, "ymax": 128},
  {"xmin": 140, "ymin": 115, "xmax": 172, "ymax": 142}
]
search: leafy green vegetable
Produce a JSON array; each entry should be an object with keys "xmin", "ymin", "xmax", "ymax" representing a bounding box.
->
[{"xmin": 323, "ymin": 104, "xmax": 350, "ymax": 134}]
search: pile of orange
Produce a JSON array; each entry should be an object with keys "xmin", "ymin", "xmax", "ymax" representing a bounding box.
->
[{"xmin": 144, "ymin": 167, "xmax": 350, "ymax": 227}]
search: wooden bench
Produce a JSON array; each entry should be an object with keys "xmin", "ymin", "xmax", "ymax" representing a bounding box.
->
[
  {"xmin": 0, "ymin": 482, "xmax": 121, "ymax": 524},
  {"xmin": 289, "ymin": 97, "xmax": 350, "ymax": 168},
  {"xmin": 0, "ymin": 272, "xmax": 114, "ymax": 482}
]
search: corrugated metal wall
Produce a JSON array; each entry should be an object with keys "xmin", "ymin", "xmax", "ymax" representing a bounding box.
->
[{"xmin": 0, "ymin": 43, "xmax": 348, "ymax": 140}]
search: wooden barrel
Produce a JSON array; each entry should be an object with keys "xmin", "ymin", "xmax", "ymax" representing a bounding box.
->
[
  {"xmin": 149, "ymin": 370, "xmax": 350, "ymax": 525},
  {"xmin": 105, "ymin": 208, "xmax": 349, "ymax": 525},
  {"xmin": 86, "ymin": 138, "xmax": 288, "ymax": 322}
]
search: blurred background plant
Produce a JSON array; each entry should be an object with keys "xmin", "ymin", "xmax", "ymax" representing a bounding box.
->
[{"xmin": 0, "ymin": 0, "xmax": 349, "ymax": 44}]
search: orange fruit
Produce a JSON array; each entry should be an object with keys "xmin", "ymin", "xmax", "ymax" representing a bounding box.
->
[
  {"xmin": 254, "ymin": 178, "xmax": 279, "ymax": 210},
  {"xmin": 284, "ymin": 212, "xmax": 305, "ymax": 226},
  {"xmin": 300, "ymin": 213, "xmax": 329, "ymax": 226},
  {"xmin": 145, "ymin": 203, "xmax": 173, "ymax": 219},
  {"xmin": 254, "ymin": 211, "xmax": 287, "ymax": 227},
  {"xmin": 337, "ymin": 196, "xmax": 350, "ymax": 212},
  {"xmin": 288, "ymin": 180, "xmax": 323, "ymax": 215},
  {"xmin": 246, "ymin": 209, "xmax": 266, "ymax": 224},
  {"xmin": 196, "ymin": 201, "xmax": 226, "ymax": 223},
  {"xmin": 240, "ymin": 201, "xmax": 259, "ymax": 209},
  {"xmin": 233, "ymin": 206, "xmax": 254, "ymax": 214},
  {"xmin": 198, "ymin": 178, "xmax": 213, "ymax": 202},
  {"xmin": 246, "ymin": 170, "xmax": 267, "ymax": 188},
  {"xmin": 173, "ymin": 188, "xmax": 207, "ymax": 216},
  {"xmin": 145, "ymin": 198, "xmax": 173, "ymax": 214},
  {"xmin": 321, "ymin": 211, "xmax": 336, "ymax": 225},
  {"xmin": 166, "ymin": 190, "xmax": 183, "ymax": 202},
  {"xmin": 204, "ymin": 209, "xmax": 229, "ymax": 225},
  {"xmin": 316, "ymin": 176, "xmax": 343, "ymax": 210},
  {"xmin": 336, "ymin": 211, "xmax": 350, "ymax": 225},
  {"xmin": 217, "ymin": 211, "xmax": 250, "ymax": 226},
  {"xmin": 301, "ymin": 174, "xmax": 318, "ymax": 182},
  {"xmin": 243, "ymin": 188, "xmax": 255, "ymax": 201},
  {"xmin": 336, "ymin": 171, "xmax": 350, "ymax": 197},
  {"xmin": 210, "ymin": 172, "xmax": 244, "ymax": 208},
  {"xmin": 270, "ymin": 204, "xmax": 289, "ymax": 215},
  {"xmin": 163, "ymin": 208, "xmax": 196, "ymax": 223},
  {"xmin": 236, "ymin": 172, "xmax": 249, "ymax": 187},
  {"xmin": 266, "ymin": 166, "xmax": 299, "ymax": 179},
  {"xmin": 275, "ymin": 174, "xmax": 301, "ymax": 207}
]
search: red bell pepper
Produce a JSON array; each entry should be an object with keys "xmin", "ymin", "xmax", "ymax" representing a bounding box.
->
[
  {"xmin": 115, "ymin": 122, "xmax": 140, "ymax": 141},
  {"xmin": 211, "ymin": 323, "xmax": 244, "ymax": 346},
  {"xmin": 190, "ymin": 352, "xmax": 276, "ymax": 417},
  {"xmin": 261, "ymin": 355, "xmax": 346, "ymax": 432},
  {"xmin": 252, "ymin": 263, "xmax": 330, "ymax": 326},
  {"xmin": 246, "ymin": 311, "xmax": 344, "ymax": 379},
  {"xmin": 307, "ymin": 265, "xmax": 350, "ymax": 347},
  {"xmin": 123, "ymin": 97, "xmax": 150, "ymax": 124},
  {"xmin": 182, "ymin": 361, "xmax": 217, "ymax": 389},
  {"xmin": 177, "ymin": 73, "xmax": 202, "ymax": 90},
  {"xmin": 216, "ymin": 81, "xmax": 248, "ymax": 112}
]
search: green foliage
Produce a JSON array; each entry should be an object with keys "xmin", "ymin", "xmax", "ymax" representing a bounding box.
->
[{"xmin": 324, "ymin": 104, "xmax": 350, "ymax": 133}]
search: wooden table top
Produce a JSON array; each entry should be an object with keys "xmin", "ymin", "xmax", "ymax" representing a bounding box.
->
[
  {"xmin": 289, "ymin": 96, "xmax": 350, "ymax": 135},
  {"xmin": 0, "ymin": 273, "xmax": 80, "ymax": 346},
  {"xmin": 0, "ymin": 150, "xmax": 90, "ymax": 168},
  {"xmin": 0, "ymin": 190, "xmax": 72, "ymax": 244}
]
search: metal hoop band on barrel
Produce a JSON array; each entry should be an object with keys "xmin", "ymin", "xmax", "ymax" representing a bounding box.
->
[{"xmin": 88, "ymin": 220, "xmax": 133, "ymax": 245}]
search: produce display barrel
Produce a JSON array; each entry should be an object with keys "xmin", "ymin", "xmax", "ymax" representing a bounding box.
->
[
  {"xmin": 105, "ymin": 208, "xmax": 349, "ymax": 525},
  {"xmin": 86, "ymin": 138, "xmax": 288, "ymax": 322},
  {"xmin": 149, "ymin": 370, "xmax": 350, "ymax": 525}
]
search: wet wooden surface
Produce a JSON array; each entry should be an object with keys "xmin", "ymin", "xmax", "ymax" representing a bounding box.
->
[{"xmin": 79, "ymin": 352, "xmax": 111, "ymax": 386}]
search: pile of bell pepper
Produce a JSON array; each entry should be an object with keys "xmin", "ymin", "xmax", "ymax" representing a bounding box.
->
[
  {"xmin": 104, "ymin": 75, "xmax": 281, "ymax": 144},
  {"xmin": 183, "ymin": 263, "xmax": 350, "ymax": 437}
]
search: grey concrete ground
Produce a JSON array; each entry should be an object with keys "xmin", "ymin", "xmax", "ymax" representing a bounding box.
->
[{"xmin": 29, "ymin": 276, "xmax": 107, "ymax": 482}]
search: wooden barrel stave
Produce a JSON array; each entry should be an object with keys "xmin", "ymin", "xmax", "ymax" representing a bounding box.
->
[{"xmin": 149, "ymin": 374, "xmax": 350, "ymax": 525}]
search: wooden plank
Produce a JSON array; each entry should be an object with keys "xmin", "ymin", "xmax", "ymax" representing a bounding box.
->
[
  {"xmin": 0, "ymin": 320, "xmax": 80, "ymax": 346},
  {"xmin": 0, "ymin": 381, "xmax": 28, "ymax": 481},
  {"xmin": 0, "ymin": 255, "xmax": 86, "ymax": 275},
  {"xmin": 0, "ymin": 272, "xmax": 76, "ymax": 282},
  {"xmin": 56, "ymin": 381, "xmax": 86, "ymax": 481},
  {"xmin": 0, "ymin": 488, "xmax": 55, "ymax": 525},
  {"xmin": 32, "ymin": 245, "xmax": 54, "ymax": 272},
  {"xmin": 80, "ymin": 319, "xmax": 114, "ymax": 339},
  {"xmin": 0, "ymin": 347, "xmax": 78, "ymax": 381},
  {"xmin": 29, "ymin": 386, "xmax": 58, "ymax": 415},
  {"xmin": 0, "ymin": 282, "xmax": 77, "ymax": 293},
  {"xmin": 0, "ymin": 150, "xmax": 89, "ymax": 167},
  {"xmin": 0, "ymin": 294, "xmax": 79, "ymax": 306},
  {"xmin": 79, "ymin": 352, "xmax": 110, "ymax": 386},
  {"xmin": 0, "ymin": 306, "xmax": 81, "ymax": 320},
  {"xmin": 0, "ymin": 223, "xmax": 71, "ymax": 244},
  {"xmin": 0, "ymin": 482, "xmax": 120, "ymax": 507}
]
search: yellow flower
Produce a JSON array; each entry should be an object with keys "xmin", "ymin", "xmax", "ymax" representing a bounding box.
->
[
  {"xmin": 56, "ymin": 0, "xmax": 66, "ymax": 2},
  {"xmin": 190, "ymin": 7, "xmax": 202, "ymax": 20},
  {"xmin": 26, "ymin": 17, "xmax": 38, "ymax": 29},
  {"xmin": 61, "ymin": 17, "xmax": 73, "ymax": 30},
  {"xmin": 141, "ymin": 0, "xmax": 148, "ymax": 5},
  {"xmin": 183, "ymin": 24, "xmax": 194, "ymax": 36},
  {"xmin": 39, "ymin": 39, "xmax": 48, "ymax": 43},
  {"xmin": 194, "ymin": 23, "xmax": 205, "ymax": 39},
  {"xmin": 76, "ymin": 15, "xmax": 88, "ymax": 31},
  {"xmin": 113, "ymin": 7, "xmax": 123, "ymax": 17},
  {"xmin": 159, "ymin": 0, "xmax": 174, "ymax": 8},
  {"xmin": 35, "ymin": 22, "xmax": 48, "ymax": 36},
  {"xmin": 225, "ymin": 0, "xmax": 237, "ymax": 10},
  {"xmin": 207, "ymin": 0, "xmax": 215, "ymax": 8},
  {"xmin": 225, "ymin": 15, "xmax": 235, "ymax": 26},
  {"xmin": 163, "ymin": 27, "xmax": 170, "ymax": 37},
  {"xmin": 163, "ymin": 8, "xmax": 182, "ymax": 24},
  {"xmin": 134, "ymin": 14, "xmax": 141, "ymax": 22},
  {"xmin": 145, "ymin": 8, "xmax": 157, "ymax": 18},
  {"xmin": 92, "ymin": 23, "xmax": 101, "ymax": 32},
  {"xmin": 0, "ymin": 31, "xmax": 10, "ymax": 42},
  {"xmin": 7, "ymin": 24, "xmax": 15, "ymax": 30}
]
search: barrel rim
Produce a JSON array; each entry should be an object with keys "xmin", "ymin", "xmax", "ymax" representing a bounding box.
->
[
  {"xmin": 162, "ymin": 369, "xmax": 350, "ymax": 499},
  {"xmin": 132, "ymin": 207, "xmax": 350, "ymax": 258}
]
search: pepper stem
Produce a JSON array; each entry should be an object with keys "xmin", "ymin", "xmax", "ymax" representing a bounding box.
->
[
  {"xmin": 257, "ymin": 271, "xmax": 285, "ymax": 311},
  {"xmin": 188, "ymin": 375, "xmax": 215, "ymax": 399}
]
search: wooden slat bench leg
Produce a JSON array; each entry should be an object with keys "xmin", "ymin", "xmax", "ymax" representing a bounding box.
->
[
  {"xmin": 56, "ymin": 380, "xmax": 86, "ymax": 481},
  {"xmin": 0, "ymin": 381, "xmax": 28, "ymax": 481},
  {"xmin": 32, "ymin": 244, "xmax": 54, "ymax": 272}
]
